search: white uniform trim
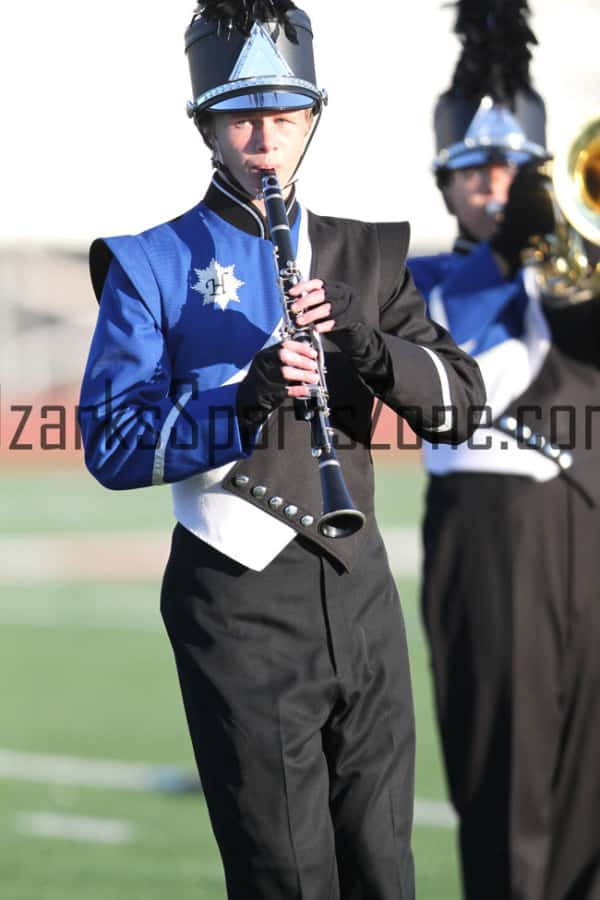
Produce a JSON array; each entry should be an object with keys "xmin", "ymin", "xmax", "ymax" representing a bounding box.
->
[
  {"xmin": 425, "ymin": 424, "xmax": 560, "ymax": 481},
  {"xmin": 212, "ymin": 176, "xmax": 266, "ymax": 236},
  {"xmin": 152, "ymin": 391, "xmax": 194, "ymax": 486},
  {"xmin": 424, "ymin": 269, "xmax": 557, "ymax": 479},
  {"xmin": 171, "ymin": 205, "xmax": 313, "ymax": 571},
  {"xmin": 420, "ymin": 347, "xmax": 454, "ymax": 433},
  {"xmin": 428, "ymin": 285, "xmax": 449, "ymax": 331}
]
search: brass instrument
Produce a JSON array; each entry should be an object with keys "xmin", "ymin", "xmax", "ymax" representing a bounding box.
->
[
  {"xmin": 525, "ymin": 116, "xmax": 600, "ymax": 302},
  {"xmin": 553, "ymin": 116, "xmax": 600, "ymax": 243}
]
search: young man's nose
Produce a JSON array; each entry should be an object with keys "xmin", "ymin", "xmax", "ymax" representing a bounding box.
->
[{"xmin": 252, "ymin": 120, "xmax": 278, "ymax": 152}]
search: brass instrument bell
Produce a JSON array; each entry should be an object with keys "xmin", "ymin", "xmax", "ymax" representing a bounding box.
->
[{"xmin": 553, "ymin": 116, "xmax": 600, "ymax": 247}]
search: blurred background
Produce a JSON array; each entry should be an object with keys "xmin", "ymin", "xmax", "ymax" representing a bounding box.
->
[{"xmin": 1, "ymin": 1, "xmax": 598, "ymax": 897}]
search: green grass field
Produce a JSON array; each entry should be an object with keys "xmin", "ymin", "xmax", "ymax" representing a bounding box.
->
[{"xmin": 0, "ymin": 462, "xmax": 462, "ymax": 899}]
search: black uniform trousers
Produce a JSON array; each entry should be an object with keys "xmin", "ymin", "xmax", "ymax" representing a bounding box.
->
[
  {"xmin": 161, "ymin": 520, "xmax": 415, "ymax": 900},
  {"xmin": 422, "ymin": 472, "xmax": 600, "ymax": 900}
]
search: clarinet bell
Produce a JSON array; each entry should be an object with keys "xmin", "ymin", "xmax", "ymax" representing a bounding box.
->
[{"xmin": 318, "ymin": 459, "xmax": 366, "ymax": 538}]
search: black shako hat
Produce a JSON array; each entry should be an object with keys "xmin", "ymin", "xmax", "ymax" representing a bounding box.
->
[
  {"xmin": 434, "ymin": 0, "xmax": 549, "ymax": 172},
  {"xmin": 185, "ymin": 0, "xmax": 327, "ymax": 117}
]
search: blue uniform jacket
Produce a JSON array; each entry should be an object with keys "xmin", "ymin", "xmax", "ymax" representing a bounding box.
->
[{"xmin": 80, "ymin": 200, "xmax": 300, "ymax": 489}]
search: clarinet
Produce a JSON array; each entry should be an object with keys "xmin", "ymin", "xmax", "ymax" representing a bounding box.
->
[{"xmin": 260, "ymin": 169, "xmax": 365, "ymax": 539}]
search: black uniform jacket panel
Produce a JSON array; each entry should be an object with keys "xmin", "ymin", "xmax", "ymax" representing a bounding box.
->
[
  {"xmin": 308, "ymin": 213, "xmax": 485, "ymax": 441},
  {"xmin": 224, "ymin": 213, "xmax": 486, "ymax": 570},
  {"xmin": 542, "ymin": 294, "xmax": 600, "ymax": 369},
  {"xmin": 497, "ymin": 294, "xmax": 600, "ymax": 506}
]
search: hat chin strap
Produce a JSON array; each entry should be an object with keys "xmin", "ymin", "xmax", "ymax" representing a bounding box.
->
[
  {"xmin": 210, "ymin": 105, "xmax": 323, "ymax": 201},
  {"xmin": 289, "ymin": 103, "xmax": 322, "ymax": 185},
  {"xmin": 212, "ymin": 159, "xmax": 258, "ymax": 199},
  {"xmin": 208, "ymin": 143, "xmax": 256, "ymax": 199}
]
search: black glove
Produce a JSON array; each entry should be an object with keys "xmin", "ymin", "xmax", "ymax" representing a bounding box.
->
[
  {"xmin": 236, "ymin": 344, "xmax": 288, "ymax": 447},
  {"xmin": 323, "ymin": 281, "xmax": 393, "ymax": 394},
  {"xmin": 322, "ymin": 281, "xmax": 356, "ymax": 327},
  {"xmin": 490, "ymin": 163, "xmax": 556, "ymax": 276}
]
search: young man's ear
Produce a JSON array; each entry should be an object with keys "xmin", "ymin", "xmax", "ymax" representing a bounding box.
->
[
  {"xmin": 304, "ymin": 106, "xmax": 315, "ymax": 135},
  {"xmin": 200, "ymin": 128, "xmax": 215, "ymax": 151},
  {"xmin": 194, "ymin": 113, "xmax": 215, "ymax": 150}
]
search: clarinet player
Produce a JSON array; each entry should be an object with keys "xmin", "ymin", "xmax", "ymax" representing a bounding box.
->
[{"xmin": 79, "ymin": 2, "xmax": 485, "ymax": 897}]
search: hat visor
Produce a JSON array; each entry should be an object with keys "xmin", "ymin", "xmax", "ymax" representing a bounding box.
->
[
  {"xmin": 436, "ymin": 143, "xmax": 550, "ymax": 172},
  {"xmin": 448, "ymin": 149, "xmax": 539, "ymax": 169},
  {"xmin": 209, "ymin": 91, "xmax": 315, "ymax": 113}
]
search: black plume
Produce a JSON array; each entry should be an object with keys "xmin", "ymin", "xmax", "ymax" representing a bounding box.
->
[
  {"xmin": 194, "ymin": 1, "xmax": 298, "ymax": 40},
  {"xmin": 448, "ymin": 0, "xmax": 538, "ymax": 101}
]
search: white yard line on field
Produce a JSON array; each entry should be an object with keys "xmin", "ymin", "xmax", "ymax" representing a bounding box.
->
[
  {"xmin": 0, "ymin": 526, "xmax": 421, "ymax": 583},
  {"xmin": 0, "ymin": 533, "xmax": 170, "ymax": 582},
  {"xmin": 0, "ymin": 749, "xmax": 199, "ymax": 793},
  {"xmin": 15, "ymin": 811, "xmax": 135, "ymax": 844},
  {"xmin": 0, "ymin": 591, "xmax": 163, "ymax": 632},
  {"xmin": 2, "ymin": 748, "xmax": 454, "ymax": 829},
  {"xmin": 414, "ymin": 799, "xmax": 458, "ymax": 829}
]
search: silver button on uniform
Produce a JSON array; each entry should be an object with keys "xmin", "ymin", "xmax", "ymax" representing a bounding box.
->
[{"xmin": 558, "ymin": 452, "xmax": 574, "ymax": 470}]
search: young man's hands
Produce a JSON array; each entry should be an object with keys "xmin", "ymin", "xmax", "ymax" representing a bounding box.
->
[{"xmin": 236, "ymin": 278, "xmax": 392, "ymax": 444}]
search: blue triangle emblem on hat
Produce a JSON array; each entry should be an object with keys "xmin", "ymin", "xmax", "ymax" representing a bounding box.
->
[
  {"xmin": 465, "ymin": 97, "xmax": 527, "ymax": 150},
  {"xmin": 229, "ymin": 22, "xmax": 294, "ymax": 80},
  {"xmin": 434, "ymin": 95, "xmax": 548, "ymax": 170}
]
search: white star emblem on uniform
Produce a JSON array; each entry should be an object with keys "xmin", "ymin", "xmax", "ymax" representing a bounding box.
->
[{"xmin": 191, "ymin": 259, "xmax": 245, "ymax": 311}]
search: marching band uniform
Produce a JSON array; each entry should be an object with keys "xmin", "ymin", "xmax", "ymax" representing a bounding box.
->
[
  {"xmin": 79, "ymin": 3, "xmax": 484, "ymax": 897},
  {"xmin": 409, "ymin": 3, "xmax": 600, "ymax": 898}
]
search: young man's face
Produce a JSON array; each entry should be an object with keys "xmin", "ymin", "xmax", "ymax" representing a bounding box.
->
[
  {"xmin": 443, "ymin": 163, "xmax": 517, "ymax": 241},
  {"xmin": 209, "ymin": 108, "xmax": 312, "ymax": 200}
]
